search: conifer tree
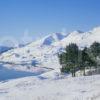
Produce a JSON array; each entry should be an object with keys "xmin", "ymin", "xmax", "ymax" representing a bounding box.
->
[
  {"xmin": 90, "ymin": 42, "xmax": 100, "ymax": 70},
  {"xmin": 66, "ymin": 43, "xmax": 79, "ymax": 77}
]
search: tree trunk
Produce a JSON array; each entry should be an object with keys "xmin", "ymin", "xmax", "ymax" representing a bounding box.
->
[
  {"xmin": 73, "ymin": 68, "xmax": 76, "ymax": 77},
  {"xmin": 83, "ymin": 67, "xmax": 86, "ymax": 76},
  {"xmin": 95, "ymin": 57, "xmax": 98, "ymax": 73},
  {"xmin": 72, "ymin": 73, "xmax": 73, "ymax": 77},
  {"xmin": 90, "ymin": 66, "xmax": 92, "ymax": 75},
  {"xmin": 72, "ymin": 71, "xmax": 74, "ymax": 77}
]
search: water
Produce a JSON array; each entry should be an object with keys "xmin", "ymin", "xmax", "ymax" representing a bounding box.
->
[{"xmin": 0, "ymin": 65, "xmax": 38, "ymax": 81}]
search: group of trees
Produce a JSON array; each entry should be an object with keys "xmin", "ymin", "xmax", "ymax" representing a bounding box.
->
[{"xmin": 58, "ymin": 42, "xmax": 100, "ymax": 77}]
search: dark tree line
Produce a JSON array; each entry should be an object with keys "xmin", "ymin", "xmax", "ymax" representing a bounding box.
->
[{"xmin": 58, "ymin": 42, "xmax": 100, "ymax": 77}]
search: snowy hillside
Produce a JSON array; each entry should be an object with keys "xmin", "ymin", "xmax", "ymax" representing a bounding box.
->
[
  {"xmin": 0, "ymin": 74, "xmax": 100, "ymax": 100},
  {"xmin": 0, "ymin": 27, "xmax": 100, "ymax": 100},
  {"xmin": 0, "ymin": 33, "xmax": 66, "ymax": 71},
  {"xmin": 0, "ymin": 27, "xmax": 100, "ymax": 72},
  {"xmin": 54, "ymin": 27, "xmax": 100, "ymax": 48}
]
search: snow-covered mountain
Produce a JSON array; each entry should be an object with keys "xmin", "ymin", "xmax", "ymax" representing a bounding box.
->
[
  {"xmin": 0, "ymin": 33, "xmax": 67, "ymax": 71},
  {"xmin": 27, "ymin": 32, "xmax": 67, "ymax": 47},
  {"xmin": 41, "ymin": 32, "xmax": 68, "ymax": 45},
  {"xmin": 0, "ymin": 27, "xmax": 100, "ymax": 71},
  {"xmin": 54, "ymin": 27, "xmax": 100, "ymax": 48}
]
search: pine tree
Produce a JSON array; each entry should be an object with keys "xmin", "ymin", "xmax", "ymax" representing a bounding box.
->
[
  {"xmin": 58, "ymin": 42, "xmax": 100, "ymax": 77},
  {"xmin": 58, "ymin": 53, "xmax": 70, "ymax": 73},
  {"xmin": 66, "ymin": 43, "xmax": 79, "ymax": 77},
  {"xmin": 90, "ymin": 42, "xmax": 100, "ymax": 58},
  {"xmin": 81, "ymin": 47, "xmax": 90, "ymax": 75},
  {"xmin": 80, "ymin": 47, "xmax": 96, "ymax": 75},
  {"xmin": 90, "ymin": 42, "xmax": 100, "ymax": 70}
]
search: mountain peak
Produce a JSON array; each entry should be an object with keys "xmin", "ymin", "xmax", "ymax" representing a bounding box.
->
[
  {"xmin": 71, "ymin": 30, "xmax": 83, "ymax": 34},
  {"xmin": 42, "ymin": 32, "xmax": 67, "ymax": 45}
]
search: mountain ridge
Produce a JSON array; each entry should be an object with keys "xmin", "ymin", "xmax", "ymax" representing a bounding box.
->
[{"xmin": 0, "ymin": 27, "xmax": 100, "ymax": 71}]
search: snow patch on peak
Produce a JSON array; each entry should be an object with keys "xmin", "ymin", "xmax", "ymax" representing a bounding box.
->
[
  {"xmin": 52, "ymin": 33, "xmax": 67, "ymax": 40},
  {"xmin": 42, "ymin": 32, "xmax": 67, "ymax": 46},
  {"xmin": 42, "ymin": 35, "xmax": 55, "ymax": 45},
  {"xmin": 69, "ymin": 30, "xmax": 84, "ymax": 35}
]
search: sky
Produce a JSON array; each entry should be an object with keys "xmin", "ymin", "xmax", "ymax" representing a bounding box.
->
[{"xmin": 0, "ymin": 0, "xmax": 100, "ymax": 43}]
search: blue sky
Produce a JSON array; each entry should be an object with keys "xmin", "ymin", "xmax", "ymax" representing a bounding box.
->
[{"xmin": 0, "ymin": 0, "xmax": 100, "ymax": 40}]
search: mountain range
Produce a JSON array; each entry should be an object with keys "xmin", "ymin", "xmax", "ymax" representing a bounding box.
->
[{"xmin": 0, "ymin": 26, "xmax": 100, "ymax": 71}]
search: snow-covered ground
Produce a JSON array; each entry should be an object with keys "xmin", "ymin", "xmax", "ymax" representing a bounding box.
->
[
  {"xmin": 0, "ymin": 74, "xmax": 100, "ymax": 100},
  {"xmin": 0, "ymin": 27, "xmax": 100, "ymax": 100}
]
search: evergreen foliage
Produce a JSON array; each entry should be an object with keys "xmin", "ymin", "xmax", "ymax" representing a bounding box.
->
[{"xmin": 58, "ymin": 42, "xmax": 100, "ymax": 77}]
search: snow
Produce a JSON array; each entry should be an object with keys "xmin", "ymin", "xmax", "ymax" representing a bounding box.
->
[
  {"xmin": 0, "ymin": 27, "xmax": 100, "ymax": 72},
  {"xmin": 0, "ymin": 27, "xmax": 100, "ymax": 70},
  {"xmin": 40, "ymin": 68, "xmax": 61, "ymax": 79},
  {"xmin": 0, "ymin": 27, "xmax": 100, "ymax": 100},
  {"xmin": 0, "ymin": 33, "xmax": 66, "ymax": 67},
  {"xmin": 0, "ymin": 27, "xmax": 100, "ymax": 71},
  {"xmin": 0, "ymin": 74, "xmax": 100, "ymax": 100},
  {"xmin": 42, "ymin": 32, "xmax": 67, "ymax": 45}
]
